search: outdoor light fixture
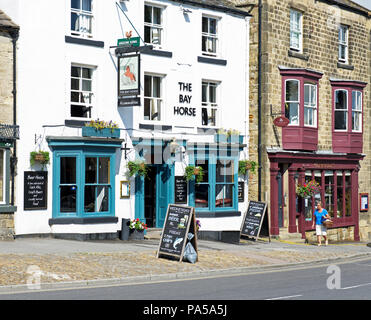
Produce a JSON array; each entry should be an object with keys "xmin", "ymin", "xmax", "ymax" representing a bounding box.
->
[
  {"xmin": 180, "ymin": 5, "xmax": 192, "ymax": 14},
  {"xmin": 169, "ymin": 138, "xmax": 180, "ymax": 155}
]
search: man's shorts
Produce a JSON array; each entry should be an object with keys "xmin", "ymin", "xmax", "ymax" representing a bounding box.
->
[{"xmin": 316, "ymin": 224, "xmax": 327, "ymax": 236}]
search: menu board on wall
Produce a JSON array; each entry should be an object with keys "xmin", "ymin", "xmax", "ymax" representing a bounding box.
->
[
  {"xmin": 174, "ymin": 176, "xmax": 187, "ymax": 204},
  {"xmin": 157, "ymin": 204, "xmax": 197, "ymax": 262},
  {"xmin": 24, "ymin": 171, "xmax": 47, "ymax": 210}
]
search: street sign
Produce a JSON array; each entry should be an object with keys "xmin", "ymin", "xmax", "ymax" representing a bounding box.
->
[{"xmin": 117, "ymin": 37, "xmax": 140, "ymax": 47}]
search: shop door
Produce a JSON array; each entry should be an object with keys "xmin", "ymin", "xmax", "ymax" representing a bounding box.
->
[
  {"xmin": 144, "ymin": 167, "xmax": 157, "ymax": 228},
  {"xmin": 156, "ymin": 164, "xmax": 172, "ymax": 228},
  {"xmin": 277, "ymin": 172, "xmax": 284, "ymax": 227}
]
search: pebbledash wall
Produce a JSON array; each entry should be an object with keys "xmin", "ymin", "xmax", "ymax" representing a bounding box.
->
[
  {"xmin": 0, "ymin": 0, "xmax": 251, "ymax": 240},
  {"xmin": 235, "ymin": 0, "xmax": 370, "ymax": 241}
]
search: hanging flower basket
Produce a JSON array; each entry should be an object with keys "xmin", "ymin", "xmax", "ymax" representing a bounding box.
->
[
  {"xmin": 238, "ymin": 160, "xmax": 258, "ymax": 175},
  {"xmin": 296, "ymin": 180, "xmax": 321, "ymax": 198},
  {"xmin": 127, "ymin": 160, "xmax": 148, "ymax": 178},
  {"xmin": 184, "ymin": 165, "xmax": 204, "ymax": 183},
  {"xmin": 30, "ymin": 151, "xmax": 50, "ymax": 167}
]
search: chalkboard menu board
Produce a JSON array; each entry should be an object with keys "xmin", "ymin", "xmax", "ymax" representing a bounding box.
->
[
  {"xmin": 24, "ymin": 171, "xmax": 48, "ymax": 210},
  {"xmin": 240, "ymin": 201, "xmax": 267, "ymax": 239},
  {"xmin": 174, "ymin": 176, "xmax": 187, "ymax": 204},
  {"xmin": 157, "ymin": 204, "xmax": 197, "ymax": 261}
]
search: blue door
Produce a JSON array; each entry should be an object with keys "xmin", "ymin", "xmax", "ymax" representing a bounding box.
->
[{"xmin": 156, "ymin": 164, "xmax": 173, "ymax": 228}]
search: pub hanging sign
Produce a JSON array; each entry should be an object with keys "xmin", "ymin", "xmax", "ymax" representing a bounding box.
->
[{"xmin": 118, "ymin": 54, "xmax": 141, "ymax": 106}]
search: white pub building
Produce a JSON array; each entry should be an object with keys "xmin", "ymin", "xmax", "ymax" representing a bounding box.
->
[{"xmin": 0, "ymin": 0, "xmax": 252, "ymax": 241}]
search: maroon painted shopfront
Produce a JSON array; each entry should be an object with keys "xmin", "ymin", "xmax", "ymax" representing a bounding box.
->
[{"xmin": 267, "ymin": 149, "xmax": 364, "ymax": 240}]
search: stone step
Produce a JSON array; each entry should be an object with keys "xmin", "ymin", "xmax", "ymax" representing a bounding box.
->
[{"xmin": 144, "ymin": 228, "xmax": 162, "ymax": 240}]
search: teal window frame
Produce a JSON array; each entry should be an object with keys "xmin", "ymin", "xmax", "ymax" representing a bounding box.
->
[
  {"xmin": 49, "ymin": 139, "xmax": 120, "ymax": 219},
  {"xmin": 189, "ymin": 153, "xmax": 238, "ymax": 213}
]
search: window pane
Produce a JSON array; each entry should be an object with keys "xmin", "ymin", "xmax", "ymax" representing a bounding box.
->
[
  {"xmin": 84, "ymin": 185, "xmax": 95, "ymax": 212},
  {"xmin": 71, "ymin": 105, "xmax": 91, "ymax": 118},
  {"xmin": 209, "ymin": 85, "xmax": 216, "ymax": 103},
  {"xmin": 304, "ymin": 107, "xmax": 313, "ymax": 126},
  {"xmin": 285, "ymin": 102, "xmax": 299, "ymax": 124},
  {"xmin": 335, "ymin": 111, "xmax": 347, "ymax": 130},
  {"xmin": 286, "ymin": 80, "xmax": 298, "ymax": 101},
  {"xmin": 352, "ymin": 91, "xmax": 361, "ymax": 111},
  {"xmin": 352, "ymin": 112, "xmax": 361, "ymax": 131},
  {"xmin": 71, "ymin": 0, "xmax": 80, "ymax": 10},
  {"xmin": 215, "ymin": 184, "xmax": 233, "ymax": 207},
  {"xmin": 71, "ymin": 12, "xmax": 79, "ymax": 32},
  {"xmin": 85, "ymin": 157, "xmax": 97, "ymax": 183},
  {"xmin": 195, "ymin": 160, "xmax": 208, "ymax": 183},
  {"xmin": 60, "ymin": 157, "xmax": 76, "ymax": 184},
  {"xmin": 99, "ymin": 157, "xmax": 110, "ymax": 184},
  {"xmin": 71, "ymin": 66, "xmax": 80, "ymax": 78},
  {"xmin": 82, "ymin": 80, "xmax": 91, "ymax": 92},
  {"xmin": 202, "ymin": 17, "xmax": 208, "ymax": 33},
  {"xmin": 60, "ymin": 186, "xmax": 77, "ymax": 212},
  {"xmin": 216, "ymin": 160, "xmax": 233, "ymax": 183},
  {"xmin": 82, "ymin": 0, "xmax": 91, "ymax": 12},
  {"xmin": 153, "ymin": 7, "xmax": 161, "ymax": 25},
  {"xmin": 335, "ymin": 90, "xmax": 347, "ymax": 110},
  {"xmin": 195, "ymin": 184, "xmax": 208, "ymax": 208},
  {"xmin": 97, "ymin": 186, "xmax": 109, "ymax": 212},
  {"xmin": 144, "ymin": 75, "xmax": 151, "ymax": 97},
  {"xmin": 144, "ymin": 26, "xmax": 151, "ymax": 43},
  {"xmin": 145, "ymin": 5, "xmax": 152, "ymax": 23},
  {"xmin": 153, "ymin": 77, "xmax": 161, "ymax": 98},
  {"xmin": 209, "ymin": 19, "xmax": 217, "ymax": 34},
  {"xmin": 325, "ymin": 171, "xmax": 334, "ymax": 218},
  {"xmin": 202, "ymin": 83, "xmax": 207, "ymax": 102},
  {"xmin": 82, "ymin": 68, "xmax": 92, "ymax": 79},
  {"xmin": 71, "ymin": 78, "xmax": 79, "ymax": 90}
]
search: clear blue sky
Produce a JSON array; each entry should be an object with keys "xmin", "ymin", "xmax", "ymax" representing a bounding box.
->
[{"xmin": 352, "ymin": 0, "xmax": 371, "ymax": 10}]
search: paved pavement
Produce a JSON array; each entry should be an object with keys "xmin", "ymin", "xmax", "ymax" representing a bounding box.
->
[{"xmin": 0, "ymin": 235, "xmax": 370, "ymax": 293}]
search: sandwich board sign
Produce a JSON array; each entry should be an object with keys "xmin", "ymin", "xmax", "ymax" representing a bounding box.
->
[
  {"xmin": 240, "ymin": 200, "xmax": 267, "ymax": 240},
  {"xmin": 157, "ymin": 204, "xmax": 198, "ymax": 262}
]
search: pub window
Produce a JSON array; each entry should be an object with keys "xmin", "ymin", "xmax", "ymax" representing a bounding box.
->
[
  {"xmin": 304, "ymin": 83, "xmax": 317, "ymax": 127},
  {"xmin": 144, "ymin": 74, "xmax": 162, "ymax": 121},
  {"xmin": 324, "ymin": 171, "xmax": 334, "ymax": 218},
  {"xmin": 84, "ymin": 157, "xmax": 110, "ymax": 213},
  {"xmin": 71, "ymin": 0, "xmax": 93, "ymax": 38},
  {"xmin": 285, "ymin": 79, "xmax": 299, "ymax": 125},
  {"xmin": 215, "ymin": 160, "xmax": 234, "ymax": 208},
  {"xmin": 334, "ymin": 89, "xmax": 347, "ymax": 131},
  {"xmin": 290, "ymin": 9, "xmax": 303, "ymax": 52},
  {"xmin": 352, "ymin": 91, "xmax": 362, "ymax": 132},
  {"xmin": 144, "ymin": 4, "xmax": 163, "ymax": 46},
  {"xmin": 60, "ymin": 157, "xmax": 77, "ymax": 213},
  {"xmin": 70, "ymin": 65, "xmax": 94, "ymax": 119},
  {"xmin": 202, "ymin": 16, "xmax": 219, "ymax": 57},
  {"xmin": 201, "ymin": 81, "xmax": 218, "ymax": 127},
  {"xmin": 194, "ymin": 160, "xmax": 209, "ymax": 209}
]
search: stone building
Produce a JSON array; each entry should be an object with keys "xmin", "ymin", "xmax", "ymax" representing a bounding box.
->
[
  {"xmin": 0, "ymin": 10, "xmax": 19, "ymax": 240},
  {"xmin": 234, "ymin": 0, "xmax": 370, "ymax": 241}
]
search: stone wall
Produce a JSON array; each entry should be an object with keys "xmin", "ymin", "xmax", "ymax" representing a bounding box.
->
[
  {"xmin": 0, "ymin": 31, "xmax": 15, "ymax": 240},
  {"xmin": 232, "ymin": 0, "xmax": 370, "ymax": 240}
]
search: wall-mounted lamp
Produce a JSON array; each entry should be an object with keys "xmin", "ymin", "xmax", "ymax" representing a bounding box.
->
[{"xmin": 169, "ymin": 137, "xmax": 180, "ymax": 155}]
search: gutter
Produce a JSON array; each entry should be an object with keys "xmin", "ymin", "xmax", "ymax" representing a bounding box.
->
[{"xmin": 258, "ymin": 0, "xmax": 262, "ymax": 201}]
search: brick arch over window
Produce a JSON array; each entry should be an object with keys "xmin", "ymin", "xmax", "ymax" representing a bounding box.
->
[{"xmin": 279, "ymin": 66, "xmax": 323, "ymax": 151}]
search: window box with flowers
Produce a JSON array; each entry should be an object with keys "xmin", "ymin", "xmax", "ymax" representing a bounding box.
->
[
  {"xmin": 129, "ymin": 218, "xmax": 148, "ymax": 240},
  {"xmin": 82, "ymin": 119, "xmax": 120, "ymax": 138}
]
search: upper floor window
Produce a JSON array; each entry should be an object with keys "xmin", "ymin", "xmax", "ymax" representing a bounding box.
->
[
  {"xmin": 144, "ymin": 4, "xmax": 163, "ymax": 46},
  {"xmin": 70, "ymin": 65, "xmax": 94, "ymax": 119},
  {"xmin": 334, "ymin": 90, "xmax": 347, "ymax": 131},
  {"xmin": 304, "ymin": 84, "xmax": 317, "ymax": 127},
  {"xmin": 144, "ymin": 74, "xmax": 162, "ymax": 121},
  {"xmin": 202, "ymin": 16, "xmax": 218, "ymax": 57},
  {"xmin": 201, "ymin": 81, "xmax": 219, "ymax": 127},
  {"xmin": 352, "ymin": 91, "xmax": 362, "ymax": 132},
  {"xmin": 290, "ymin": 9, "xmax": 302, "ymax": 52},
  {"xmin": 285, "ymin": 79, "xmax": 299, "ymax": 125},
  {"xmin": 338, "ymin": 25, "xmax": 348, "ymax": 64},
  {"xmin": 71, "ymin": 0, "xmax": 93, "ymax": 38}
]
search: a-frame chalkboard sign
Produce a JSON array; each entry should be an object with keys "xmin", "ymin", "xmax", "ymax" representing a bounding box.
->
[
  {"xmin": 157, "ymin": 204, "xmax": 198, "ymax": 262},
  {"xmin": 240, "ymin": 200, "xmax": 268, "ymax": 240}
]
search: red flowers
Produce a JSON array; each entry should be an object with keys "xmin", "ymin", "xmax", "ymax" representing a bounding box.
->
[
  {"xmin": 129, "ymin": 219, "xmax": 148, "ymax": 230},
  {"xmin": 296, "ymin": 180, "xmax": 321, "ymax": 198}
]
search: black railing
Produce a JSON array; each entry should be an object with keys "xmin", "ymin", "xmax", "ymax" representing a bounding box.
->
[{"xmin": 0, "ymin": 124, "xmax": 20, "ymax": 140}]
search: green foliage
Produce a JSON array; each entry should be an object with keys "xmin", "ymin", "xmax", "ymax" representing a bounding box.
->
[
  {"xmin": 30, "ymin": 151, "xmax": 50, "ymax": 167},
  {"xmin": 184, "ymin": 165, "xmax": 204, "ymax": 183},
  {"xmin": 127, "ymin": 160, "xmax": 148, "ymax": 178},
  {"xmin": 238, "ymin": 160, "xmax": 258, "ymax": 175},
  {"xmin": 85, "ymin": 119, "xmax": 119, "ymax": 132}
]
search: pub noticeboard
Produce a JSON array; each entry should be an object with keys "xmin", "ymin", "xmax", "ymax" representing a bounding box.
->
[
  {"xmin": 24, "ymin": 171, "xmax": 48, "ymax": 210},
  {"xmin": 157, "ymin": 204, "xmax": 197, "ymax": 262},
  {"xmin": 174, "ymin": 176, "xmax": 187, "ymax": 204},
  {"xmin": 240, "ymin": 200, "xmax": 267, "ymax": 239}
]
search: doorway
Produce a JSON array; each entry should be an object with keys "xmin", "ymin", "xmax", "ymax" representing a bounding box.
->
[{"xmin": 144, "ymin": 166, "xmax": 157, "ymax": 228}]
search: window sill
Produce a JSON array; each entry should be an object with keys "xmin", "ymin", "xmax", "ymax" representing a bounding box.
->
[
  {"xmin": 0, "ymin": 205, "xmax": 17, "ymax": 213},
  {"xmin": 195, "ymin": 211, "xmax": 241, "ymax": 218},
  {"xmin": 141, "ymin": 47, "xmax": 173, "ymax": 58},
  {"xmin": 288, "ymin": 49, "xmax": 309, "ymax": 61},
  {"xmin": 197, "ymin": 56, "xmax": 227, "ymax": 66},
  {"xmin": 49, "ymin": 216, "xmax": 118, "ymax": 226},
  {"xmin": 337, "ymin": 62, "xmax": 354, "ymax": 70},
  {"xmin": 65, "ymin": 36, "xmax": 104, "ymax": 48}
]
